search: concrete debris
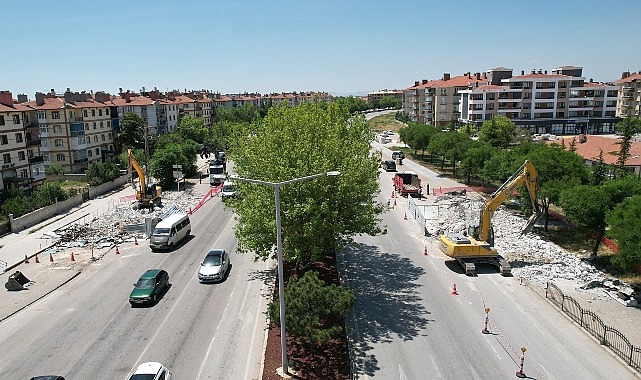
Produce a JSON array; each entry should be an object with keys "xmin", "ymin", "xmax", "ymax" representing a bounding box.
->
[
  {"xmin": 427, "ymin": 193, "xmax": 638, "ymax": 305},
  {"xmin": 39, "ymin": 186, "xmax": 205, "ymax": 253}
]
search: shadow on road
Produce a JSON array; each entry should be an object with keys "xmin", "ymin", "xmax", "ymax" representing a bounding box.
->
[{"xmin": 340, "ymin": 243, "xmax": 431, "ymax": 378}]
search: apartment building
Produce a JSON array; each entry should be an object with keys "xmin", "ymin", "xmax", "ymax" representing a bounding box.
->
[
  {"xmin": 26, "ymin": 90, "xmax": 118, "ymax": 173},
  {"xmin": 113, "ymin": 90, "xmax": 159, "ymax": 135},
  {"xmin": 176, "ymin": 92, "xmax": 214, "ymax": 127},
  {"xmin": 403, "ymin": 72, "xmax": 491, "ymax": 126},
  {"xmin": 457, "ymin": 66, "xmax": 619, "ymax": 135},
  {"xmin": 0, "ymin": 91, "xmax": 46, "ymax": 193},
  {"xmin": 367, "ymin": 89, "xmax": 402, "ymax": 105},
  {"xmin": 615, "ymin": 71, "xmax": 641, "ymax": 117}
]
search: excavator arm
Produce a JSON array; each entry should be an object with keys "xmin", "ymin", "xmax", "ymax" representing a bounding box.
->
[
  {"xmin": 477, "ymin": 160, "xmax": 540, "ymax": 242},
  {"xmin": 128, "ymin": 149, "xmax": 147, "ymax": 198}
]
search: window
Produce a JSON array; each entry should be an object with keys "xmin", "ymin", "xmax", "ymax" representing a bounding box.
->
[
  {"xmin": 91, "ymin": 109, "xmax": 95, "ymax": 117},
  {"xmin": 0, "ymin": 135, "xmax": 7, "ymax": 145},
  {"xmin": 94, "ymin": 135, "xmax": 98, "ymax": 142},
  {"xmin": 558, "ymin": 92, "xmax": 566, "ymax": 99},
  {"xmin": 83, "ymin": 109, "xmax": 88, "ymax": 117},
  {"xmin": 100, "ymin": 121, "xmax": 103, "ymax": 128},
  {"xmin": 20, "ymin": 169, "xmax": 28, "ymax": 178},
  {"xmin": 41, "ymin": 138, "xmax": 48, "ymax": 147},
  {"xmin": 440, "ymin": 89, "xmax": 447, "ymax": 96},
  {"xmin": 3, "ymin": 153, "xmax": 11, "ymax": 164},
  {"xmin": 93, "ymin": 122, "xmax": 96, "ymax": 129},
  {"xmin": 98, "ymin": 109, "xmax": 102, "ymax": 116},
  {"xmin": 95, "ymin": 148, "xmax": 100, "ymax": 155},
  {"xmin": 86, "ymin": 136, "xmax": 90, "ymax": 144},
  {"xmin": 38, "ymin": 111, "xmax": 46, "ymax": 119},
  {"xmin": 15, "ymin": 133, "xmax": 23, "ymax": 143},
  {"xmin": 106, "ymin": 108, "xmax": 110, "ymax": 115},
  {"xmin": 78, "ymin": 136, "xmax": 85, "ymax": 145},
  {"xmin": 0, "ymin": 115, "xmax": 4, "ymax": 125},
  {"xmin": 12, "ymin": 114, "xmax": 20, "ymax": 124},
  {"xmin": 56, "ymin": 153, "xmax": 65, "ymax": 161},
  {"xmin": 101, "ymin": 134, "xmax": 105, "ymax": 141},
  {"xmin": 52, "ymin": 111, "xmax": 60, "ymax": 119},
  {"xmin": 55, "ymin": 139, "xmax": 64, "ymax": 147},
  {"xmin": 557, "ymin": 102, "xmax": 565, "ymax": 108},
  {"xmin": 54, "ymin": 125, "xmax": 62, "ymax": 133},
  {"xmin": 18, "ymin": 151, "xmax": 25, "ymax": 161},
  {"xmin": 88, "ymin": 150, "xmax": 92, "ymax": 157}
]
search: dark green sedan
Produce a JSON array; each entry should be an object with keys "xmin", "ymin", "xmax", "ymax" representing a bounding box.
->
[{"xmin": 129, "ymin": 269, "xmax": 169, "ymax": 306}]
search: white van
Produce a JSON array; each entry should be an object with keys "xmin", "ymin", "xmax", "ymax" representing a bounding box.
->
[{"xmin": 149, "ymin": 213, "xmax": 191, "ymax": 251}]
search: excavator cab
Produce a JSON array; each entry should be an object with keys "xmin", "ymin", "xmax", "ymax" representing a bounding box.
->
[{"xmin": 467, "ymin": 224, "xmax": 494, "ymax": 247}]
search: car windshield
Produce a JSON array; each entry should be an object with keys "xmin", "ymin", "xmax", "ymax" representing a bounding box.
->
[
  {"xmin": 210, "ymin": 167, "xmax": 224, "ymax": 175},
  {"xmin": 203, "ymin": 254, "xmax": 222, "ymax": 267},
  {"xmin": 222, "ymin": 185, "xmax": 234, "ymax": 192},
  {"xmin": 135, "ymin": 278, "xmax": 155, "ymax": 288},
  {"xmin": 153, "ymin": 227, "xmax": 170, "ymax": 236},
  {"xmin": 129, "ymin": 375, "xmax": 157, "ymax": 380}
]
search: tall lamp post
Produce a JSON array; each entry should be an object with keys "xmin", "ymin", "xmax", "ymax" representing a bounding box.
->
[{"xmin": 231, "ymin": 171, "xmax": 340, "ymax": 375}]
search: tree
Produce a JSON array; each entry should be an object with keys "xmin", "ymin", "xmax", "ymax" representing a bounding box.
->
[
  {"xmin": 118, "ymin": 113, "xmax": 146, "ymax": 150},
  {"xmin": 478, "ymin": 115, "xmax": 516, "ymax": 149},
  {"xmin": 559, "ymin": 185, "xmax": 609, "ymax": 260},
  {"xmin": 85, "ymin": 161, "xmax": 120, "ymax": 186},
  {"xmin": 378, "ymin": 96, "xmax": 402, "ymax": 109},
  {"xmin": 150, "ymin": 142, "xmax": 198, "ymax": 189},
  {"xmin": 590, "ymin": 150, "xmax": 608, "ymax": 186},
  {"xmin": 230, "ymin": 101, "xmax": 384, "ymax": 267},
  {"xmin": 428, "ymin": 131, "xmax": 470, "ymax": 174},
  {"xmin": 460, "ymin": 141, "xmax": 495, "ymax": 185},
  {"xmin": 269, "ymin": 270, "xmax": 355, "ymax": 347},
  {"xmin": 614, "ymin": 117, "xmax": 641, "ymax": 176},
  {"xmin": 606, "ymin": 195, "xmax": 641, "ymax": 271},
  {"xmin": 176, "ymin": 115, "xmax": 208, "ymax": 144}
]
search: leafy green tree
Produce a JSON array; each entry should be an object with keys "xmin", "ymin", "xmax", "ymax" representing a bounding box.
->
[
  {"xmin": 45, "ymin": 163, "xmax": 66, "ymax": 176},
  {"xmin": 614, "ymin": 117, "xmax": 641, "ymax": 176},
  {"xmin": 85, "ymin": 162, "xmax": 120, "ymax": 186},
  {"xmin": 0, "ymin": 190, "xmax": 32, "ymax": 217},
  {"xmin": 428, "ymin": 131, "xmax": 471, "ymax": 174},
  {"xmin": 176, "ymin": 115, "xmax": 208, "ymax": 144},
  {"xmin": 478, "ymin": 115, "xmax": 516, "ymax": 149},
  {"xmin": 230, "ymin": 101, "xmax": 384, "ymax": 266},
  {"xmin": 33, "ymin": 182, "xmax": 68, "ymax": 208},
  {"xmin": 118, "ymin": 113, "xmax": 146, "ymax": 150},
  {"xmin": 559, "ymin": 185, "xmax": 609, "ymax": 260},
  {"xmin": 460, "ymin": 140, "xmax": 495, "ymax": 185},
  {"xmin": 590, "ymin": 150, "xmax": 608, "ymax": 185},
  {"xmin": 150, "ymin": 142, "xmax": 198, "ymax": 189},
  {"xmin": 606, "ymin": 195, "xmax": 641, "ymax": 271},
  {"xmin": 335, "ymin": 96, "xmax": 368, "ymax": 114},
  {"xmin": 379, "ymin": 96, "xmax": 402, "ymax": 109},
  {"xmin": 528, "ymin": 143, "xmax": 589, "ymax": 230},
  {"xmin": 269, "ymin": 270, "xmax": 355, "ymax": 347}
]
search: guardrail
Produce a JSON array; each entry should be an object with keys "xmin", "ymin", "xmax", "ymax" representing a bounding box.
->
[{"xmin": 546, "ymin": 282, "xmax": 641, "ymax": 372}]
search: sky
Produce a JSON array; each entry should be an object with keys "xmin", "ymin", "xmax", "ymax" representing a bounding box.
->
[{"xmin": 2, "ymin": 0, "xmax": 641, "ymax": 98}]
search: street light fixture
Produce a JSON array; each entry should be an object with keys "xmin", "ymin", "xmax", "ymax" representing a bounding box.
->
[{"xmin": 230, "ymin": 170, "xmax": 340, "ymax": 376}]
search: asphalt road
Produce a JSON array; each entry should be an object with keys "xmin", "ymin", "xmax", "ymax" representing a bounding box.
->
[
  {"xmin": 0, "ymin": 194, "xmax": 272, "ymax": 379},
  {"xmin": 341, "ymin": 148, "xmax": 637, "ymax": 379}
]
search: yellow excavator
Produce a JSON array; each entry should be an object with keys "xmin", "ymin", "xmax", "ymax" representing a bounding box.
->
[
  {"xmin": 439, "ymin": 160, "xmax": 540, "ymax": 276},
  {"xmin": 128, "ymin": 149, "xmax": 162, "ymax": 209}
]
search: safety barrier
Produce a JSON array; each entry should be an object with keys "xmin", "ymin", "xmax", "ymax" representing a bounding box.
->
[{"xmin": 546, "ymin": 282, "xmax": 640, "ymax": 372}]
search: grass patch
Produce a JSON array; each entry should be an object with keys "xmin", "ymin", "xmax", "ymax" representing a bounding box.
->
[{"xmin": 367, "ymin": 113, "xmax": 402, "ymax": 132}]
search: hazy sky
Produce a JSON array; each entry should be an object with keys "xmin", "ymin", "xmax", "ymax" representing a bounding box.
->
[{"xmin": 3, "ymin": 0, "xmax": 641, "ymax": 98}]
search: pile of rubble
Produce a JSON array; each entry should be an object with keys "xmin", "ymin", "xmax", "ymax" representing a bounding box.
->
[{"xmin": 427, "ymin": 193, "xmax": 641, "ymax": 306}]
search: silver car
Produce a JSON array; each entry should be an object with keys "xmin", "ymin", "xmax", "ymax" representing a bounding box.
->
[{"xmin": 198, "ymin": 249, "xmax": 230, "ymax": 283}]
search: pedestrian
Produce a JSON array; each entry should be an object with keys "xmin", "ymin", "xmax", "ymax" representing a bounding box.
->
[{"xmin": 199, "ymin": 174, "xmax": 202, "ymax": 184}]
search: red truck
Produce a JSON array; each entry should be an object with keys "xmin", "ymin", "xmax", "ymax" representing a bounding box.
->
[{"xmin": 393, "ymin": 171, "xmax": 423, "ymax": 198}]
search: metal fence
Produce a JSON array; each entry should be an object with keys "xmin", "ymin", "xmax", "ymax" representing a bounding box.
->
[{"xmin": 546, "ymin": 282, "xmax": 640, "ymax": 372}]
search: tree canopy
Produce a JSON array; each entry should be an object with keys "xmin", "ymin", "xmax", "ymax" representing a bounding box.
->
[
  {"xmin": 229, "ymin": 101, "xmax": 384, "ymax": 267},
  {"xmin": 478, "ymin": 115, "xmax": 517, "ymax": 149},
  {"xmin": 118, "ymin": 113, "xmax": 146, "ymax": 150}
]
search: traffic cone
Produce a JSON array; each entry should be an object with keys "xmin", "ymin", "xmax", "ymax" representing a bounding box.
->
[
  {"xmin": 404, "ymin": 212, "xmax": 408, "ymax": 220},
  {"xmin": 134, "ymin": 236, "xmax": 139, "ymax": 245},
  {"xmin": 188, "ymin": 207, "xmax": 192, "ymax": 215},
  {"xmin": 391, "ymin": 190, "xmax": 395, "ymax": 198},
  {"xmin": 49, "ymin": 253, "xmax": 54, "ymax": 263},
  {"xmin": 451, "ymin": 283, "xmax": 458, "ymax": 295},
  {"xmin": 70, "ymin": 252, "xmax": 75, "ymax": 262},
  {"xmin": 115, "ymin": 245, "xmax": 120, "ymax": 255},
  {"xmin": 393, "ymin": 198, "xmax": 397, "ymax": 207},
  {"xmin": 24, "ymin": 255, "xmax": 29, "ymax": 264},
  {"xmin": 423, "ymin": 245, "xmax": 428, "ymax": 256},
  {"xmin": 35, "ymin": 254, "xmax": 40, "ymax": 263}
]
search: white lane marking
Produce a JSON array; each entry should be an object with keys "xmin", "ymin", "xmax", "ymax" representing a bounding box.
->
[
  {"xmin": 429, "ymin": 355, "xmax": 444, "ymax": 379},
  {"xmin": 196, "ymin": 283, "xmax": 240, "ymax": 378},
  {"xmin": 244, "ymin": 270, "xmax": 270, "ymax": 380},
  {"xmin": 399, "ymin": 362, "xmax": 408, "ymax": 380}
]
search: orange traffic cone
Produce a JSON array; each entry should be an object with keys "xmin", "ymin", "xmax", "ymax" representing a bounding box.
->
[
  {"xmin": 35, "ymin": 254, "xmax": 40, "ymax": 263},
  {"xmin": 391, "ymin": 190, "xmax": 395, "ymax": 198},
  {"xmin": 404, "ymin": 212, "xmax": 408, "ymax": 220},
  {"xmin": 134, "ymin": 236, "xmax": 139, "ymax": 245},
  {"xmin": 24, "ymin": 255, "xmax": 29, "ymax": 264},
  {"xmin": 49, "ymin": 253, "xmax": 54, "ymax": 263},
  {"xmin": 70, "ymin": 252, "xmax": 75, "ymax": 262},
  {"xmin": 393, "ymin": 198, "xmax": 397, "ymax": 207},
  {"xmin": 115, "ymin": 245, "xmax": 120, "ymax": 255},
  {"xmin": 451, "ymin": 284, "xmax": 458, "ymax": 295},
  {"xmin": 423, "ymin": 245, "xmax": 428, "ymax": 256}
]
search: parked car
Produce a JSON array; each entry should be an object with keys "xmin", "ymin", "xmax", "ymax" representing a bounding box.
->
[
  {"xmin": 129, "ymin": 269, "xmax": 170, "ymax": 306},
  {"xmin": 198, "ymin": 249, "xmax": 230, "ymax": 283},
  {"xmin": 381, "ymin": 160, "xmax": 397, "ymax": 172},
  {"xmin": 30, "ymin": 377, "xmax": 65, "ymax": 380},
  {"xmin": 128, "ymin": 361, "xmax": 172, "ymax": 380}
]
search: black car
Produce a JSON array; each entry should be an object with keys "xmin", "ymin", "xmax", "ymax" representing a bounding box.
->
[
  {"xmin": 381, "ymin": 160, "xmax": 397, "ymax": 172},
  {"xmin": 391, "ymin": 151, "xmax": 405, "ymax": 160}
]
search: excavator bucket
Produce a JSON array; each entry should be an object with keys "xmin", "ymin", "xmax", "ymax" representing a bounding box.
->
[{"xmin": 5, "ymin": 271, "xmax": 31, "ymax": 291}]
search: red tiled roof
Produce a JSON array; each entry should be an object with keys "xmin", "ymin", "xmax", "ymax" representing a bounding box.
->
[
  {"xmin": 548, "ymin": 135, "xmax": 641, "ymax": 166},
  {"xmin": 0, "ymin": 102, "xmax": 32, "ymax": 112},
  {"xmin": 24, "ymin": 96, "xmax": 64, "ymax": 110},
  {"xmin": 112, "ymin": 95, "xmax": 154, "ymax": 106},
  {"xmin": 615, "ymin": 73, "xmax": 641, "ymax": 84}
]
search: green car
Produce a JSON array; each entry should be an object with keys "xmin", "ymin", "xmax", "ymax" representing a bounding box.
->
[{"xmin": 129, "ymin": 269, "xmax": 169, "ymax": 306}]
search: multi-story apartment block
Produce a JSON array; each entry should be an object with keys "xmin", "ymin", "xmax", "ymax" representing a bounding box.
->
[
  {"xmin": 113, "ymin": 90, "xmax": 158, "ymax": 135},
  {"xmin": 367, "ymin": 89, "xmax": 402, "ymax": 105},
  {"xmin": 0, "ymin": 91, "xmax": 46, "ymax": 193},
  {"xmin": 615, "ymin": 71, "xmax": 641, "ymax": 117},
  {"xmin": 403, "ymin": 73, "xmax": 491, "ymax": 126},
  {"xmin": 26, "ymin": 90, "xmax": 117, "ymax": 173},
  {"xmin": 175, "ymin": 92, "xmax": 213, "ymax": 127},
  {"xmin": 456, "ymin": 66, "xmax": 619, "ymax": 135}
]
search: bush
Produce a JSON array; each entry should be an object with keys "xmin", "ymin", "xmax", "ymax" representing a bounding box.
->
[
  {"xmin": 86, "ymin": 161, "xmax": 120, "ymax": 186},
  {"xmin": 269, "ymin": 270, "xmax": 355, "ymax": 347}
]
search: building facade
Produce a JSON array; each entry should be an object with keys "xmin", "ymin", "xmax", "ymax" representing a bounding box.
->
[{"xmin": 615, "ymin": 71, "xmax": 641, "ymax": 117}]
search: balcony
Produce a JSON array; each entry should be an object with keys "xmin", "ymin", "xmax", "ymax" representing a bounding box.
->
[
  {"xmin": 29, "ymin": 155, "xmax": 44, "ymax": 164},
  {"xmin": 27, "ymin": 138, "xmax": 41, "ymax": 147}
]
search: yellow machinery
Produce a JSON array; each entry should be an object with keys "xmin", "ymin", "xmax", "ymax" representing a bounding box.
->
[
  {"xmin": 439, "ymin": 160, "xmax": 540, "ymax": 276},
  {"xmin": 128, "ymin": 149, "xmax": 162, "ymax": 209}
]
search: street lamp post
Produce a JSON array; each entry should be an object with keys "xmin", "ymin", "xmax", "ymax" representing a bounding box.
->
[{"xmin": 231, "ymin": 171, "xmax": 340, "ymax": 376}]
